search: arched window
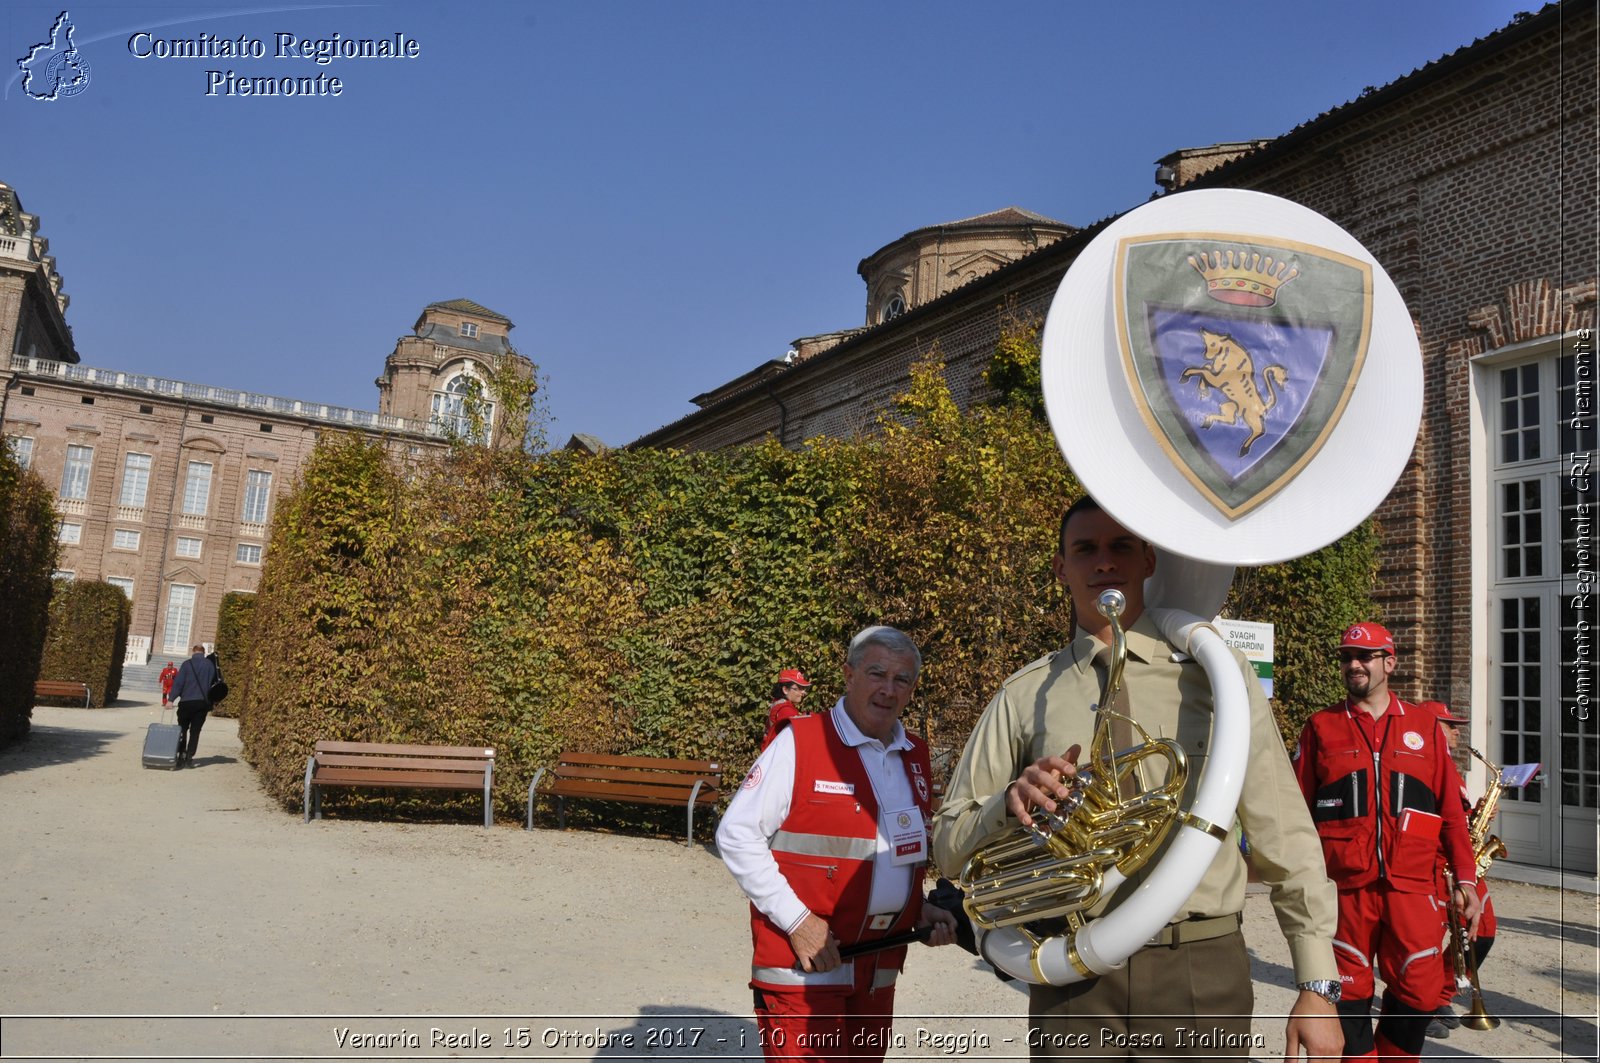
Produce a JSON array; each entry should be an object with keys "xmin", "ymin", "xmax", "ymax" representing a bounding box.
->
[
  {"xmin": 880, "ymin": 293, "xmax": 907, "ymax": 323},
  {"xmin": 430, "ymin": 371, "xmax": 493, "ymax": 442}
]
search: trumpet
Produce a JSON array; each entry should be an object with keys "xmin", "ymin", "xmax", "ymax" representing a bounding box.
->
[
  {"xmin": 1443, "ymin": 868, "xmax": 1499, "ymax": 1030},
  {"xmin": 1442, "ymin": 745, "xmax": 1506, "ymax": 1030}
]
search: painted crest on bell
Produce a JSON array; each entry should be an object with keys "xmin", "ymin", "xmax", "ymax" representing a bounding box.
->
[{"xmin": 1114, "ymin": 232, "xmax": 1374, "ymax": 518}]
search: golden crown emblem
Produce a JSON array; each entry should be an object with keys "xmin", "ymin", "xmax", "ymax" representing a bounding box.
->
[{"xmin": 1188, "ymin": 249, "xmax": 1299, "ymax": 307}]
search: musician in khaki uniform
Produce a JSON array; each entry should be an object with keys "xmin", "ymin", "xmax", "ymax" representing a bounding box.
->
[{"xmin": 932, "ymin": 497, "xmax": 1343, "ymax": 1061}]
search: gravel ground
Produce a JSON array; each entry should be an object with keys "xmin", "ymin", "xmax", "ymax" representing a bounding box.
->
[{"xmin": 1, "ymin": 695, "xmax": 1594, "ymax": 1062}]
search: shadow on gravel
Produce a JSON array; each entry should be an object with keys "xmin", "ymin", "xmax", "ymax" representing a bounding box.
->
[
  {"xmin": 0, "ymin": 725, "xmax": 120, "ymax": 774},
  {"xmin": 184, "ymin": 754, "xmax": 239, "ymax": 770},
  {"xmin": 1497, "ymin": 913, "xmax": 1600, "ymax": 946}
]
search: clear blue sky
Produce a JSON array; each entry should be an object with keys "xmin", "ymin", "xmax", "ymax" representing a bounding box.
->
[{"xmin": 4, "ymin": 0, "xmax": 1538, "ymax": 447}]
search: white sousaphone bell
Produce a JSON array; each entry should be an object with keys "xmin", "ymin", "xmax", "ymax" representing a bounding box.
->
[{"xmin": 960, "ymin": 189, "xmax": 1422, "ymax": 984}]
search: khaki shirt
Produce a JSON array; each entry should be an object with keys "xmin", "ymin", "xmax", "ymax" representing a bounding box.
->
[{"xmin": 931, "ymin": 613, "xmax": 1338, "ymax": 983}]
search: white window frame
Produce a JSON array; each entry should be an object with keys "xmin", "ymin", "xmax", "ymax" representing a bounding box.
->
[
  {"xmin": 460, "ymin": 321, "xmax": 479, "ymax": 338},
  {"xmin": 119, "ymin": 452, "xmax": 153, "ymax": 508},
  {"xmin": 430, "ymin": 370, "xmax": 492, "ymax": 443},
  {"xmin": 6, "ymin": 436, "xmax": 34, "ymax": 470},
  {"xmin": 112, "ymin": 528, "xmax": 141, "ymax": 551},
  {"xmin": 242, "ymin": 469, "xmax": 273, "ymax": 524},
  {"xmin": 107, "ymin": 576, "xmax": 135, "ymax": 600},
  {"xmin": 1475, "ymin": 337, "xmax": 1593, "ymax": 873},
  {"xmin": 181, "ymin": 460, "xmax": 213, "ymax": 516},
  {"xmin": 61, "ymin": 444, "xmax": 93, "ymax": 499},
  {"xmin": 163, "ymin": 584, "xmax": 196, "ymax": 654},
  {"xmin": 58, "ymin": 522, "xmax": 82, "ymax": 544},
  {"xmin": 175, "ymin": 536, "xmax": 203, "ymax": 559},
  {"xmin": 236, "ymin": 543, "xmax": 263, "ymax": 565}
]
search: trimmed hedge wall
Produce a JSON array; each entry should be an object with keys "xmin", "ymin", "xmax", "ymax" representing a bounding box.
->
[
  {"xmin": 211, "ymin": 592, "xmax": 256, "ymax": 719},
  {"xmin": 39, "ymin": 580, "xmax": 131, "ymax": 708},
  {"xmin": 0, "ymin": 446, "xmax": 57, "ymax": 743},
  {"xmin": 237, "ymin": 361, "xmax": 1378, "ymax": 823}
]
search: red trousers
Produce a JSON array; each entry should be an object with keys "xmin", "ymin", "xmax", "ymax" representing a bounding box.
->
[
  {"xmin": 1333, "ymin": 885, "xmax": 1446, "ymax": 1010},
  {"xmin": 753, "ymin": 968, "xmax": 896, "ymax": 1062}
]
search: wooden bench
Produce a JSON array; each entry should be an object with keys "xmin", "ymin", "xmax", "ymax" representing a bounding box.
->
[
  {"xmin": 303, "ymin": 741, "xmax": 496, "ymax": 828},
  {"xmin": 525, "ymin": 752, "xmax": 721, "ymax": 846},
  {"xmin": 34, "ymin": 679, "xmax": 91, "ymax": 708}
]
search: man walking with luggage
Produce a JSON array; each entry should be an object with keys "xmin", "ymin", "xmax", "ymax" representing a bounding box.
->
[{"xmin": 168, "ymin": 645, "xmax": 218, "ymax": 768}]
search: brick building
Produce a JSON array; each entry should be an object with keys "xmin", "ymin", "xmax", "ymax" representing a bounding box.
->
[
  {"xmin": 632, "ymin": 3, "xmax": 1597, "ymax": 874},
  {"xmin": 1, "ymin": 182, "xmax": 532, "ymax": 662}
]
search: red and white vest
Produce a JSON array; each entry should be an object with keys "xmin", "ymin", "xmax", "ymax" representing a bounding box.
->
[{"xmin": 749, "ymin": 711, "xmax": 933, "ymax": 989}]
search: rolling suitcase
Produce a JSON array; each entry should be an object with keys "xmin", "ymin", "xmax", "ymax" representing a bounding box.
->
[{"xmin": 142, "ymin": 707, "xmax": 182, "ymax": 770}]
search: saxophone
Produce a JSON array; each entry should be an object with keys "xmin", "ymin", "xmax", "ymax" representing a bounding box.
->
[{"xmin": 1467, "ymin": 746, "xmax": 1509, "ymax": 878}]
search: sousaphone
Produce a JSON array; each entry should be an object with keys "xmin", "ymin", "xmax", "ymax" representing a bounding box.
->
[{"xmin": 961, "ymin": 189, "xmax": 1423, "ymax": 984}]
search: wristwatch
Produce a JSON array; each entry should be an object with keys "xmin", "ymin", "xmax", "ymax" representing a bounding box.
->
[{"xmin": 1298, "ymin": 979, "xmax": 1342, "ymax": 1004}]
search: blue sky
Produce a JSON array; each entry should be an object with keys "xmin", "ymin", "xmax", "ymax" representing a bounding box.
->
[{"xmin": 3, "ymin": 0, "xmax": 1538, "ymax": 447}]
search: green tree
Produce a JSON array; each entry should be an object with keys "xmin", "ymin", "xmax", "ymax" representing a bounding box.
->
[{"xmin": 0, "ymin": 446, "xmax": 58, "ymax": 742}]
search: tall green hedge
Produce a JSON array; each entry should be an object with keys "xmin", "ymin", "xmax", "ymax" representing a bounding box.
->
[
  {"xmin": 39, "ymin": 580, "xmax": 131, "ymax": 708},
  {"xmin": 0, "ymin": 446, "xmax": 57, "ymax": 743},
  {"xmin": 236, "ymin": 361, "xmax": 1378, "ymax": 822},
  {"xmin": 1227, "ymin": 527, "xmax": 1381, "ymax": 739},
  {"xmin": 211, "ymin": 592, "xmax": 256, "ymax": 719}
]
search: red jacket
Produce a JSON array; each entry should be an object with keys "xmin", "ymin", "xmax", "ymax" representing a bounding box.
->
[
  {"xmin": 750, "ymin": 712, "xmax": 932, "ymax": 988},
  {"xmin": 759, "ymin": 698, "xmax": 803, "ymax": 751},
  {"xmin": 1294, "ymin": 695, "xmax": 1476, "ymax": 894}
]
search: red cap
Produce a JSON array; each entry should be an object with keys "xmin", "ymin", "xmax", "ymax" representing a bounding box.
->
[
  {"xmin": 1339, "ymin": 622, "xmax": 1394, "ymax": 653},
  {"xmin": 1421, "ymin": 700, "xmax": 1469, "ymax": 724},
  {"xmin": 776, "ymin": 669, "xmax": 811, "ymax": 687}
]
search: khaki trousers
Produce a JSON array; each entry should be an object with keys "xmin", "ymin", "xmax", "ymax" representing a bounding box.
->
[{"xmin": 1028, "ymin": 930, "xmax": 1255, "ymax": 1061}]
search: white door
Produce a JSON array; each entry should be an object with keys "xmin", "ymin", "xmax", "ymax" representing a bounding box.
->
[
  {"xmin": 162, "ymin": 584, "xmax": 196, "ymax": 655},
  {"xmin": 1487, "ymin": 351, "xmax": 1595, "ymax": 874}
]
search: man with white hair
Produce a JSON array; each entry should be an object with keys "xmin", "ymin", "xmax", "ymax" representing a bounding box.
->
[{"xmin": 718, "ymin": 625, "xmax": 957, "ymax": 1061}]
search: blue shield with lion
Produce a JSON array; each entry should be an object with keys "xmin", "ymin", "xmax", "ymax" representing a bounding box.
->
[{"xmin": 1114, "ymin": 234, "xmax": 1374, "ymax": 518}]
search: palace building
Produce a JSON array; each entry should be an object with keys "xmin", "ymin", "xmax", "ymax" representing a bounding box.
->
[{"xmin": 1, "ymin": 182, "xmax": 532, "ymax": 662}]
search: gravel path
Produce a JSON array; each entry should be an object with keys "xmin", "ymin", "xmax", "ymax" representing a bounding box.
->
[{"xmin": 1, "ymin": 696, "xmax": 1594, "ymax": 1061}]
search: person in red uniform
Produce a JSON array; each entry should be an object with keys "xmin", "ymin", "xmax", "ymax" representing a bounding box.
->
[
  {"xmin": 1419, "ymin": 701, "xmax": 1497, "ymax": 1039},
  {"xmin": 158, "ymin": 661, "xmax": 178, "ymax": 707},
  {"xmin": 1293, "ymin": 623, "xmax": 1481, "ymax": 1063},
  {"xmin": 718, "ymin": 626, "xmax": 957, "ymax": 1061},
  {"xmin": 760, "ymin": 668, "xmax": 812, "ymax": 751}
]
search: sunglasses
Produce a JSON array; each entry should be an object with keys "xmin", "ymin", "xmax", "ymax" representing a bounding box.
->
[{"xmin": 1338, "ymin": 650, "xmax": 1390, "ymax": 663}]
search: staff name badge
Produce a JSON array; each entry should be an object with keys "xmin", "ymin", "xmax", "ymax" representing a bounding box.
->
[
  {"xmin": 814, "ymin": 780, "xmax": 854, "ymax": 796},
  {"xmin": 887, "ymin": 806, "xmax": 926, "ymax": 866}
]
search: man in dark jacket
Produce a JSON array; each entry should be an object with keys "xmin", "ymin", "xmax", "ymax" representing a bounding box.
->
[{"xmin": 168, "ymin": 644, "xmax": 218, "ymax": 768}]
